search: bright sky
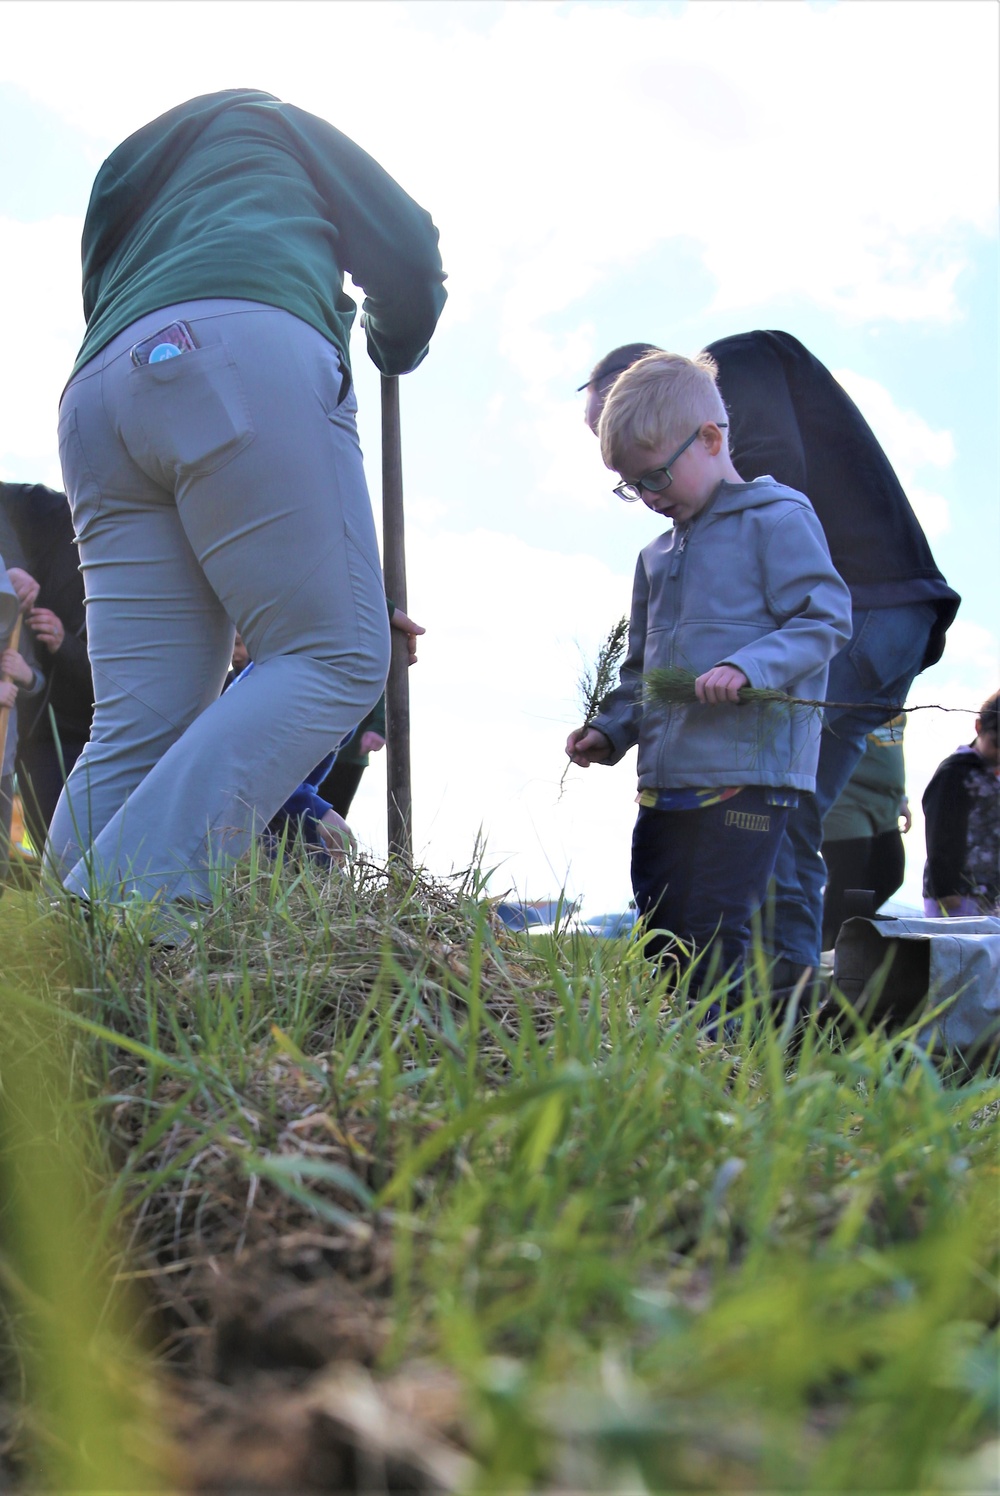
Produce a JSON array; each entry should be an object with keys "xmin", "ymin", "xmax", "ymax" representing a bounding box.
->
[{"xmin": 1, "ymin": 0, "xmax": 997, "ymax": 914}]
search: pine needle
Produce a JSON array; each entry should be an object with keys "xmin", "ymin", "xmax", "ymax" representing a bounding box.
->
[
  {"xmin": 579, "ymin": 615, "xmax": 630, "ymax": 725},
  {"xmin": 643, "ymin": 667, "xmax": 978, "ymax": 716},
  {"xmin": 644, "ymin": 667, "xmax": 794, "ymax": 709},
  {"xmin": 560, "ymin": 617, "xmax": 630, "ymax": 793}
]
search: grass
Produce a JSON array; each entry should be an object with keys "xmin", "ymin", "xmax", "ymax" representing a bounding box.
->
[{"xmin": 0, "ymin": 849, "xmax": 997, "ymax": 1492}]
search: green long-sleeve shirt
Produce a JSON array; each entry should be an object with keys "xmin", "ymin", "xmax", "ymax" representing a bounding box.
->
[{"xmin": 73, "ymin": 89, "xmax": 447, "ymax": 381}]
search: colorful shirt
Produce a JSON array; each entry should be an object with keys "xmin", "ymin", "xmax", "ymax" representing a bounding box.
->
[{"xmin": 637, "ymin": 786, "xmax": 799, "ymax": 812}]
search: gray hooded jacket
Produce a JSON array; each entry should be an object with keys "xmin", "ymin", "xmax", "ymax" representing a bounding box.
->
[{"xmin": 591, "ymin": 477, "xmax": 852, "ymax": 793}]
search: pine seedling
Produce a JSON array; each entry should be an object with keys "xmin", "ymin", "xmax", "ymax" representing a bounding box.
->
[
  {"xmin": 642, "ymin": 667, "xmax": 969, "ymax": 718},
  {"xmin": 560, "ymin": 616, "xmax": 629, "ymax": 792},
  {"xmin": 644, "ymin": 666, "xmax": 798, "ymax": 710}
]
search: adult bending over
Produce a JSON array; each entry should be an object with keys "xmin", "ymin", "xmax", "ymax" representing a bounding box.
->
[{"xmin": 47, "ymin": 89, "xmax": 446, "ymax": 907}]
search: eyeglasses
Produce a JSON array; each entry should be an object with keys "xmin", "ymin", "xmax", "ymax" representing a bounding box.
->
[{"xmin": 612, "ymin": 424, "xmax": 727, "ymax": 503}]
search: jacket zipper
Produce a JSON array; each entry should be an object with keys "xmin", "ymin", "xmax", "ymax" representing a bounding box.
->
[{"xmin": 657, "ymin": 523, "xmax": 693, "ymax": 781}]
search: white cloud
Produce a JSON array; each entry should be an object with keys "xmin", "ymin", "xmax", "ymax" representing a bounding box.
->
[
  {"xmin": 831, "ymin": 369, "xmax": 955, "ymax": 537},
  {"xmin": 0, "ymin": 216, "xmax": 85, "ymax": 483},
  {"xmin": 3, "ymin": 1, "xmax": 996, "ymax": 337},
  {"xmin": 930, "ymin": 618, "xmax": 1000, "ymax": 676}
]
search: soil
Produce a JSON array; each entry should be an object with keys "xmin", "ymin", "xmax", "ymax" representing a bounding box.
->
[{"xmin": 163, "ymin": 1233, "xmax": 471, "ymax": 1493}]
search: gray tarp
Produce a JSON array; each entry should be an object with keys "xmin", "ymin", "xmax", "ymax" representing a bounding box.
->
[{"xmin": 834, "ymin": 915, "xmax": 1000, "ymax": 1057}]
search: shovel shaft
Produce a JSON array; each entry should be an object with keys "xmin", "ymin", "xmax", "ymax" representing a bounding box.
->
[{"xmin": 381, "ymin": 375, "xmax": 412, "ymax": 863}]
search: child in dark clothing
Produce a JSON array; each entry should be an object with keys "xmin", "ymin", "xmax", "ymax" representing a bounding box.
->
[
  {"xmin": 922, "ymin": 689, "xmax": 1000, "ymax": 917},
  {"xmin": 821, "ymin": 715, "xmax": 909, "ymax": 946},
  {"xmin": 226, "ymin": 649, "xmax": 355, "ymax": 865},
  {"xmin": 1, "ymin": 559, "xmax": 45, "ymax": 884},
  {"xmin": 224, "ymin": 599, "xmax": 422, "ymax": 859},
  {"xmin": 317, "ymin": 699, "xmax": 386, "ymax": 816}
]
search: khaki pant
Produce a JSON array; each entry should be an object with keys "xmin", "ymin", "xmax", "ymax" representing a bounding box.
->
[{"xmin": 49, "ymin": 300, "xmax": 390, "ymax": 904}]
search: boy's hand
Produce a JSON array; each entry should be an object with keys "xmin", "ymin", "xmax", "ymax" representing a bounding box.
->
[
  {"xmin": 7, "ymin": 568, "xmax": 40, "ymax": 613},
  {"xmin": 566, "ymin": 726, "xmax": 613, "ymax": 767},
  {"xmin": 695, "ymin": 665, "xmax": 748, "ymax": 705},
  {"xmin": 28, "ymin": 607, "xmax": 66, "ymax": 654},
  {"xmin": 360, "ymin": 731, "xmax": 385, "ymax": 755},
  {"xmin": 2, "ymin": 649, "xmax": 33, "ymax": 687},
  {"xmin": 0, "ymin": 681, "xmax": 17, "ymax": 710},
  {"xmin": 317, "ymin": 808, "xmax": 357, "ymax": 864}
]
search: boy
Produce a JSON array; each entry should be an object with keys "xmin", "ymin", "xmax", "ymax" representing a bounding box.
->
[
  {"xmin": 922, "ymin": 689, "xmax": 1000, "ymax": 917},
  {"xmin": 566, "ymin": 352, "xmax": 852, "ymax": 995}
]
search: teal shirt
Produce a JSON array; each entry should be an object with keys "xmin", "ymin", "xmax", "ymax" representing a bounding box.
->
[{"xmin": 74, "ymin": 89, "xmax": 446, "ymax": 380}]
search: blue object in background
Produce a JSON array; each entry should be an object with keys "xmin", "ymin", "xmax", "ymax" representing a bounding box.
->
[
  {"xmin": 494, "ymin": 899, "xmax": 633, "ymax": 937},
  {"xmin": 579, "ymin": 909, "xmax": 639, "ymax": 939}
]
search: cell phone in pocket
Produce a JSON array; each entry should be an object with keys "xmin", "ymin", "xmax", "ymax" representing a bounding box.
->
[{"xmin": 130, "ymin": 320, "xmax": 199, "ymax": 367}]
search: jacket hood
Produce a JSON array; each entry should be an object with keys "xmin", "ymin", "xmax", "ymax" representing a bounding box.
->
[{"xmin": 702, "ymin": 475, "xmax": 805, "ymax": 519}]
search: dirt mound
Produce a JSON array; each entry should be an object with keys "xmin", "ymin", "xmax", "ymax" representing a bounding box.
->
[
  {"xmin": 170, "ymin": 1234, "xmax": 469, "ymax": 1492},
  {"xmin": 208, "ymin": 1232, "xmax": 392, "ymax": 1380}
]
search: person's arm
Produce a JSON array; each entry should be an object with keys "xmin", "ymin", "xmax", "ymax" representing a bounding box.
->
[
  {"xmin": 271, "ymin": 780, "xmax": 355, "ymax": 864},
  {"xmin": 356, "ymin": 694, "xmax": 386, "ymax": 756},
  {"xmin": 282, "ymin": 105, "xmax": 447, "ymax": 376},
  {"xmin": 1, "ymin": 648, "xmax": 43, "ymax": 696},
  {"xmin": 316, "ymin": 808, "xmax": 356, "ymax": 863},
  {"xmin": 272, "ymin": 782, "xmax": 332, "ymax": 824},
  {"xmin": 721, "ymin": 506, "xmax": 853, "ymax": 690},
  {"xmin": 922, "ymin": 760, "xmax": 972, "ymax": 901}
]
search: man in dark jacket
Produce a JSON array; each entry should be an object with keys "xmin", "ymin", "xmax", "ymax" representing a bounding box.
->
[
  {"xmin": 581, "ymin": 330, "xmax": 960, "ymax": 990},
  {"xmin": 0, "ymin": 482, "xmax": 92, "ymax": 850}
]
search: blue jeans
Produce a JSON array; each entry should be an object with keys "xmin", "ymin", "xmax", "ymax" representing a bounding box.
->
[
  {"xmin": 631, "ymin": 787, "xmax": 789, "ymax": 994},
  {"xmin": 771, "ymin": 601, "xmax": 936, "ymax": 968}
]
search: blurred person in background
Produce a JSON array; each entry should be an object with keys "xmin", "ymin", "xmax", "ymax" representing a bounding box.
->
[
  {"xmin": 0, "ymin": 482, "xmax": 92, "ymax": 851},
  {"xmin": 922, "ymin": 689, "xmax": 1000, "ymax": 918},
  {"xmin": 820, "ymin": 715, "xmax": 909, "ymax": 948},
  {"xmin": 1, "ymin": 558, "xmax": 45, "ymax": 886}
]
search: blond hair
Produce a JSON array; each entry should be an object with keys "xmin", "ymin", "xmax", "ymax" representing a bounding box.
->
[{"xmin": 599, "ymin": 351, "xmax": 728, "ymax": 472}]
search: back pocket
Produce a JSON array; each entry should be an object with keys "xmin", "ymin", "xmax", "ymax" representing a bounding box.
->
[{"xmin": 128, "ymin": 342, "xmax": 255, "ymax": 478}]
